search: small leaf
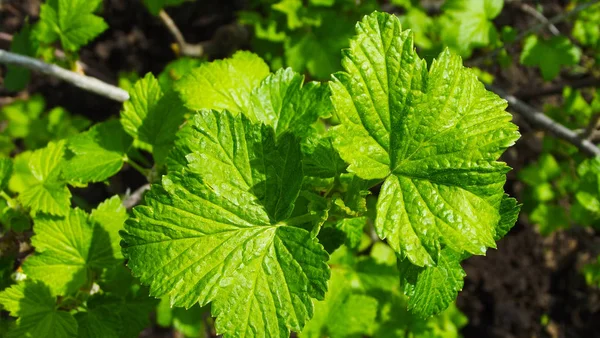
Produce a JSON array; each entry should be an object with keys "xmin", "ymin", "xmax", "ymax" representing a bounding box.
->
[
  {"xmin": 22, "ymin": 208, "xmax": 118, "ymax": 295},
  {"xmin": 0, "ymin": 281, "xmax": 78, "ymax": 338},
  {"xmin": 121, "ymin": 74, "xmax": 186, "ymax": 164},
  {"xmin": 90, "ymin": 195, "xmax": 128, "ymax": 259},
  {"xmin": 399, "ymin": 248, "xmax": 466, "ymax": 318},
  {"xmin": 175, "ymin": 51, "xmax": 270, "ymax": 113},
  {"xmin": 63, "ymin": 120, "xmax": 133, "ymax": 184},
  {"xmin": 520, "ymin": 35, "xmax": 581, "ymax": 81},
  {"xmin": 249, "ymin": 67, "xmax": 331, "ymax": 137},
  {"xmin": 18, "ymin": 141, "xmax": 71, "ymax": 216},
  {"xmin": 35, "ymin": 0, "xmax": 108, "ymax": 52}
]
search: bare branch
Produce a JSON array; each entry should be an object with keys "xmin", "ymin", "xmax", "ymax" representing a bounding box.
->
[
  {"xmin": 517, "ymin": 3, "xmax": 560, "ymax": 36},
  {"xmin": 122, "ymin": 184, "xmax": 151, "ymax": 209},
  {"xmin": 158, "ymin": 9, "xmax": 205, "ymax": 57},
  {"xmin": 0, "ymin": 49, "xmax": 129, "ymax": 102},
  {"xmin": 489, "ymin": 84, "xmax": 600, "ymax": 157},
  {"xmin": 583, "ymin": 113, "xmax": 600, "ymax": 140},
  {"xmin": 519, "ymin": 76, "xmax": 600, "ymax": 99},
  {"xmin": 471, "ymin": 0, "xmax": 600, "ymax": 66}
]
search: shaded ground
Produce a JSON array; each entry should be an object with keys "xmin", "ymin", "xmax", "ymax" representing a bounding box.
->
[{"xmin": 1, "ymin": 0, "xmax": 600, "ymax": 337}]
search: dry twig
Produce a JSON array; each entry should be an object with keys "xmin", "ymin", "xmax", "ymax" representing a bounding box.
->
[
  {"xmin": 0, "ymin": 49, "xmax": 129, "ymax": 102},
  {"xmin": 489, "ymin": 84, "xmax": 600, "ymax": 157}
]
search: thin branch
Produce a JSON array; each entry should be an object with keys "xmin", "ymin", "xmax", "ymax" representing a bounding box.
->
[
  {"xmin": 489, "ymin": 84, "xmax": 600, "ymax": 157},
  {"xmin": 158, "ymin": 9, "xmax": 205, "ymax": 57},
  {"xmin": 0, "ymin": 49, "xmax": 129, "ymax": 102},
  {"xmin": 471, "ymin": 0, "xmax": 600, "ymax": 66},
  {"xmin": 122, "ymin": 184, "xmax": 151, "ymax": 209},
  {"xmin": 517, "ymin": 3, "xmax": 560, "ymax": 36},
  {"xmin": 583, "ymin": 113, "xmax": 600, "ymax": 140},
  {"xmin": 519, "ymin": 76, "xmax": 600, "ymax": 99}
]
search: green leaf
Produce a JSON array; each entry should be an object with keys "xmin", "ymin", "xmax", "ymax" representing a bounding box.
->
[
  {"xmin": 334, "ymin": 217, "xmax": 366, "ymax": 249},
  {"xmin": 440, "ymin": 0, "xmax": 503, "ymax": 56},
  {"xmin": 62, "ymin": 120, "xmax": 132, "ymax": 184},
  {"xmin": 285, "ymin": 11, "xmax": 354, "ymax": 79},
  {"xmin": 273, "ymin": 0, "xmax": 305, "ymax": 29},
  {"xmin": 302, "ymin": 133, "xmax": 347, "ymax": 184},
  {"xmin": 398, "ymin": 248, "xmax": 466, "ymax": 318},
  {"xmin": 121, "ymin": 74, "xmax": 186, "ymax": 164},
  {"xmin": 156, "ymin": 299, "xmax": 206, "ymax": 337},
  {"xmin": 158, "ymin": 57, "xmax": 204, "ymax": 90},
  {"xmin": 17, "ymin": 140, "xmax": 71, "ymax": 216},
  {"xmin": 35, "ymin": 0, "xmax": 108, "ymax": 52},
  {"xmin": 529, "ymin": 203, "xmax": 569, "ymax": 236},
  {"xmin": 90, "ymin": 196, "xmax": 128, "ymax": 260},
  {"xmin": 301, "ymin": 269, "xmax": 378, "ymax": 338},
  {"xmin": 330, "ymin": 12, "xmax": 519, "ymax": 267},
  {"xmin": 175, "ymin": 51, "xmax": 270, "ymax": 112},
  {"xmin": 0, "ymin": 281, "xmax": 78, "ymax": 338},
  {"xmin": 495, "ymin": 195, "xmax": 520, "ymax": 241},
  {"xmin": 249, "ymin": 67, "xmax": 331, "ymax": 137},
  {"xmin": 22, "ymin": 208, "xmax": 118, "ymax": 295},
  {"xmin": 1, "ymin": 94, "xmax": 45, "ymax": 139},
  {"xmin": 122, "ymin": 110, "xmax": 330, "ymax": 337},
  {"xmin": 520, "ymin": 35, "xmax": 581, "ymax": 81},
  {"xmin": 5, "ymin": 23, "xmax": 37, "ymax": 92},
  {"xmin": 96, "ymin": 266, "xmax": 158, "ymax": 338},
  {"xmin": 75, "ymin": 302, "xmax": 120, "ymax": 338},
  {"xmin": 573, "ymin": 2, "xmax": 600, "ymax": 48},
  {"xmin": 0, "ymin": 158, "xmax": 12, "ymax": 191}
]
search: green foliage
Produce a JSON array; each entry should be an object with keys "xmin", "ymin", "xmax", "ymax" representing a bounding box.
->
[
  {"xmin": 35, "ymin": 0, "xmax": 107, "ymax": 52},
  {"xmin": 176, "ymin": 51, "xmax": 271, "ymax": 112},
  {"xmin": 122, "ymin": 111, "xmax": 330, "ymax": 337},
  {"xmin": 121, "ymin": 73, "xmax": 185, "ymax": 164},
  {"xmin": 0, "ymin": 195, "xmax": 156, "ymax": 338},
  {"xmin": 115, "ymin": 11, "xmax": 519, "ymax": 337},
  {"xmin": 0, "ymin": 281, "xmax": 77, "ymax": 338},
  {"xmin": 0, "ymin": 95, "xmax": 90, "ymax": 151},
  {"xmin": 16, "ymin": 140, "xmax": 71, "ymax": 216},
  {"xmin": 18, "ymin": 0, "xmax": 600, "ymax": 335},
  {"xmin": 5, "ymin": 23, "xmax": 38, "ymax": 92},
  {"xmin": 239, "ymin": 0, "xmax": 377, "ymax": 79},
  {"xmin": 438, "ymin": 0, "xmax": 503, "ymax": 57},
  {"xmin": 572, "ymin": 2, "xmax": 600, "ymax": 50},
  {"xmin": 63, "ymin": 120, "xmax": 133, "ymax": 183},
  {"xmin": 330, "ymin": 13, "xmax": 518, "ymax": 269},
  {"xmin": 520, "ymin": 35, "xmax": 582, "ymax": 81}
]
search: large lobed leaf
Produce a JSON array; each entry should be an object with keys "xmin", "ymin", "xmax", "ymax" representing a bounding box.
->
[
  {"xmin": 331, "ymin": 12, "xmax": 519, "ymax": 267},
  {"xmin": 0, "ymin": 281, "xmax": 77, "ymax": 338},
  {"xmin": 22, "ymin": 196, "xmax": 127, "ymax": 295},
  {"xmin": 330, "ymin": 11, "xmax": 519, "ymax": 317},
  {"xmin": 122, "ymin": 110, "xmax": 330, "ymax": 337}
]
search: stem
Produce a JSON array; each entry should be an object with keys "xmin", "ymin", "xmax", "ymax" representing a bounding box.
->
[
  {"xmin": 489, "ymin": 84, "xmax": 600, "ymax": 157},
  {"xmin": 158, "ymin": 10, "xmax": 205, "ymax": 57},
  {"xmin": 126, "ymin": 158, "xmax": 150, "ymax": 177},
  {"xmin": 284, "ymin": 213, "xmax": 322, "ymax": 227},
  {"xmin": 0, "ymin": 191, "xmax": 16, "ymax": 207},
  {"xmin": 517, "ymin": 3, "xmax": 560, "ymax": 36},
  {"xmin": 471, "ymin": 0, "xmax": 600, "ymax": 66},
  {"xmin": 123, "ymin": 184, "xmax": 151, "ymax": 209},
  {"xmin": 0, "ymin": 49, "xmax": 129, "ymax": 102},
  {"xmin": 583, "ymin": 112, "xmax": 600, "ymax": 140}
]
